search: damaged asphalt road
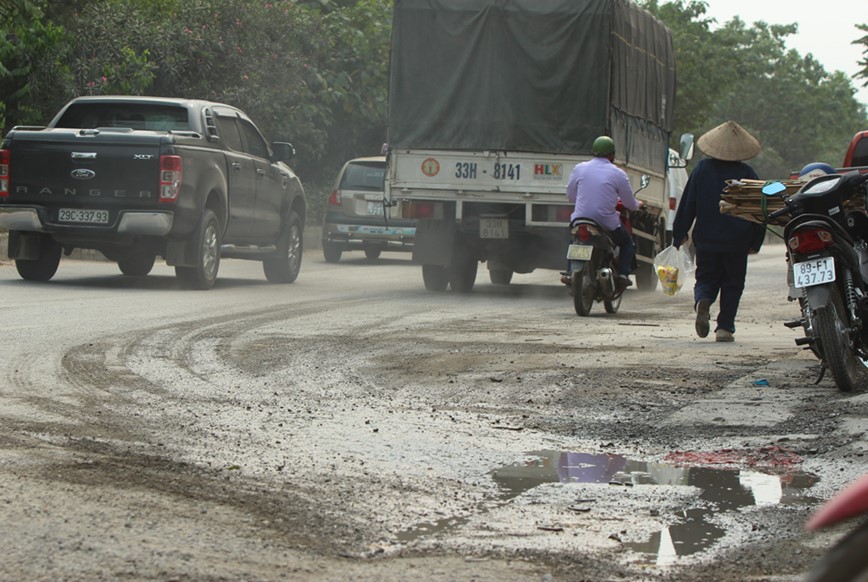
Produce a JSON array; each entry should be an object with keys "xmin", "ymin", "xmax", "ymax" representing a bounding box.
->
[{"xmin": 1, "ymin": 245, "xmax": 866, "ymax": 581}]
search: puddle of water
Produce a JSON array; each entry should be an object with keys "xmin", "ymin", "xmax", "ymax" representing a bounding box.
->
[{"xmin": 397, "ymin": 449, "xmax": 817, "ymax": 562}]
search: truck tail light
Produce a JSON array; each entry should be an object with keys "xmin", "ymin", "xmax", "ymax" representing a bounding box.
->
[
  {"xmin": 403, "ymin": 200, "xmax": 440, "ymax": 219},
  {"xmin": 531, "ymin": 205, "xmax": 572, "ymax": 223},
  {"xmin": 555, "ymin": 206, "xmax": 572, "ymax": 222},
  {"xmin": 0, "ymin": 149, "xmax": 10, "ymax": 198},
  {"xmin": 669, "ymin": 196, "xmax": 676, "ymax": 211},
  {"xmin": 788, "ymin": 227, "xmax": 833, "ymax": 253},
  {"xmin": 159, "ymin": 155, "xmax": 182, "ymax": 203},
  {"xmin": 328, "ymin": 189, "xmax": 342, "ymax": 206}
]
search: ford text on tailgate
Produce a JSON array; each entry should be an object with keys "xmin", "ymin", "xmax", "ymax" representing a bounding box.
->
[{"xmin": 0, "ymin": 96, "xmax": 306, "ymax": 289}]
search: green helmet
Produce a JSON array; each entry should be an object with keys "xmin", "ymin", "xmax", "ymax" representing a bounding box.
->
[{"xmin": 592, "ymin": 136, "xmax": 615, "ymax": 156}]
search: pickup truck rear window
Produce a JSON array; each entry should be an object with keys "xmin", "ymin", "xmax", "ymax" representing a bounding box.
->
[{"xmin": 55, "ymin": 103, "xmax": 190, "ymax": 131}]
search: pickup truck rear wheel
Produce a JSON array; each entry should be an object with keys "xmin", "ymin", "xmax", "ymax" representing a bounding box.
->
[
  {"xmin": 15, "ymin": 236, "xmax": 62, "ymax": 282},
  {"xmin": 263, "ymin": 210, "xmax": 302, "ymax": 283},
  {"xmin": 118, "ymin": 250, "xmax": 156, "ymax": 277},
  {"xmin": 176, "ymin": 209, "xmax": 220, "ymax": 290}
]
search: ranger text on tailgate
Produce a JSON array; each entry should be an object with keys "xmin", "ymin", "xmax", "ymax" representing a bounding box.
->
[{"xmin": 0, "ymin": 96, "xmax": 306, "ymax": 289}]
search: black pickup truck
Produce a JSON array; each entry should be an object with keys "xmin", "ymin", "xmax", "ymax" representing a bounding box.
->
[{"xmin": 0, "ymin": 96, "xmax": 306, "ymax": 289}]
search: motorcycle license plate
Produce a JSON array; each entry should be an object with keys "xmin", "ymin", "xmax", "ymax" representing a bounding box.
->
[
  {"xmin": 566, "ymin": 244, "xmax": 593, "ymax": 261},
  {"xmin": 793, "ymin": 256, "xmax": 836, "ymax": 288}
]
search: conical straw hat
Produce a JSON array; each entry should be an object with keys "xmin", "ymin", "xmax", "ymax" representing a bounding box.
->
[{"xmin": 697, "ymin": 121, "xmax": 762, "ymax": 161}]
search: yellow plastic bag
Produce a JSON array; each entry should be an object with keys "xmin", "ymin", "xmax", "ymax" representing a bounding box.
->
[{"xmin": 653, "ymin": 244, "xmax": 695, "ymax": 296}]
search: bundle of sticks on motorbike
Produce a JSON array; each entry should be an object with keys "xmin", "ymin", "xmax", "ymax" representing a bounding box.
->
[
  {"xmin": 719, "ymin": 178, "xmax": 864, "ymax": 226},
  {"xmin": 728, "ymin": 170, "xmax": 868, "ymax": 392}
]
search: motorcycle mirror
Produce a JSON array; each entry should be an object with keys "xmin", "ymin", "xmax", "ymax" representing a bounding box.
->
[
  {"xmin": 637, "ymin": 174, "xmax": 650, "ymax": 192},
  {"xmin": 762, "ymin": 181, "xmax": 787, "ymax": 196}
]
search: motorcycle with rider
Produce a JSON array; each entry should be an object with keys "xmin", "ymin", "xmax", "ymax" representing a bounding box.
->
[{"xmin": 562, "ymin": 136, "xmax": 647, "ymax": 316}]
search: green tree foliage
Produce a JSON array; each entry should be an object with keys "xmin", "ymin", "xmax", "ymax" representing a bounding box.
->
[
  {"xmin": 0, "ymin": 0, "xmax": 75, "ymax": 131},
  {"xmin": 856, "ymin": 23, "xmax": 868, "ymax": 88},
  {"xmin": 640, "ymin": 1, "xmax": 867, "ymax": 178}
]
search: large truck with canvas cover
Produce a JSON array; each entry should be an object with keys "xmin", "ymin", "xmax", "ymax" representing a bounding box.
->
[{"xmin": 385, "ymin": 0, "xmax": 684, "ymax": 292}]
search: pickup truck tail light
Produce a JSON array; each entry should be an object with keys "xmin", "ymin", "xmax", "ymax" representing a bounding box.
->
[
  {"xmin": 0, "ymin": 149, "xmax": 9, "ymax": 198},
  {"xmin": 159, "ymin": 155, "xmax": 182, "ymax": 202},
  {"xmin": 328, "ymin": 189, "xmax": 342, "ymax": 206}
]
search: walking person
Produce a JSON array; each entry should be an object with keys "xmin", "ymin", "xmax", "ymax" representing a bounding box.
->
[{"xmin": 672, "ymin": 121, "xmax": 766, "ymax": 342}]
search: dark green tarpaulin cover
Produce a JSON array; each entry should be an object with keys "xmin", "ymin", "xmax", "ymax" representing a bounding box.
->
[{"xmin": 388, "ymin": 0, "xmax": 676, "ymax": 168}]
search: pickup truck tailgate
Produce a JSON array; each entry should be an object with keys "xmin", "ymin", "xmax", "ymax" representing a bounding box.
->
[{"xmin": 8, "ymin": 129, "xmax": 164, "ymax": 216}]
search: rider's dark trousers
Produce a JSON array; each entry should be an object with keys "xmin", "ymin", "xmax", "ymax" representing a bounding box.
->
[{"xmin": 610, "ymin": 226, "xmax": 634, "ymax": 278}]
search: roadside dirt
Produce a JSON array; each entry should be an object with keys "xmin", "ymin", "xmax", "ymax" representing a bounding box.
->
[{"xmin": 1, "ymin": 246, "xmax": 866, "ymax": 581}]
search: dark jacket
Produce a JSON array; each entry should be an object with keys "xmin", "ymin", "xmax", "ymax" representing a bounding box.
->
[{"xmin": 672, "ymin": 158, "xmax": 765, "ymax": 253}]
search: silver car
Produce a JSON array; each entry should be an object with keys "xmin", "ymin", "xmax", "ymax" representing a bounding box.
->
[{"xmin": 321, "ymin": 156, "xmax": 415, "ymax": 262}]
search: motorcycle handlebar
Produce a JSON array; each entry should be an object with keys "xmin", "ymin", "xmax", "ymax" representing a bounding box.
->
[{"xmin": 767, "ymin": 205, "xmax": 792, "ymax": 221}]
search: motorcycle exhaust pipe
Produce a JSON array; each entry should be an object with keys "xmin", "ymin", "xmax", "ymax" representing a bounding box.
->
[{"xmin": 598, "ymin": 268, "xmax": 615, "ymax": 297}]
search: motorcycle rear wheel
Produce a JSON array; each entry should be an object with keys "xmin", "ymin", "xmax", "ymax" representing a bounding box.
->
[
  {"xmin": 572, "ymin": 265, "xmax": 594, "ymax": 316},
  {"xmin": 812, "ymin": 286, "xmax": 863, "ymax": 392}
]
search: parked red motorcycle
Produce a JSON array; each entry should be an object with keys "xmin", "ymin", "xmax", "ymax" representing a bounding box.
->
[{"xmin": 805, "ymin": 474, "xmax": 868, "ymax": 581}]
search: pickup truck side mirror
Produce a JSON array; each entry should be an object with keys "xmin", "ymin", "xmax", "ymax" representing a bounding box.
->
[{"xmin": 272, "ymin": 142, "xmax": 295, "ymax": 164}]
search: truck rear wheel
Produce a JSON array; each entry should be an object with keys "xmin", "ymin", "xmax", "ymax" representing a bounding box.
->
[
  {"xmin": 263, "ymin": 211, "xmax": 302, "ymax": 283},
  {"xmin": 634, "ymin": 263, "xmax": 657, "ymax": 291},
  {"xmin": 422, "ymin": 264, "xmax": 448, "ymax": 291},
  {"xmin": 176, "ymin": 209, "xmax": 220, "ymax": 290},
  {"xmin": 449, "ymin": 254, "xmax": 478, "ymax": 293},
  {"xmin": 489, "ymin": 269, "xmax": 513, "ymax": 285},
  {"xmin": 15, "ymin": 236, "xmax": 62, "ymax": 282},
  {"xmin": 635, "ymin": 221, "xmax": 664, "ymax": 292}
]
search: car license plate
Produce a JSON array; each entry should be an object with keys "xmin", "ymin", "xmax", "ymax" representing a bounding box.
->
[
  {"xmin": 793, "ymin": 256, "xmax": 835, "ymax": 288},
  {"xmin": 367, "ymin": 201, "xmax": 384, "ymax": 216},
  {"xmin": 566, "ymin": 244, "xmax": 593, "ymax": 260},
  {"xmin": 480, "ymin": 218, "xmax": 508, "ymax": 239},
  {"xmin": 58, "ymin": 208, "xmax": 110, "ymax": 225}
]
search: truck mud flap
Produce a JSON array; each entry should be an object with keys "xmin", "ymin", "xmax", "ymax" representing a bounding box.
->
[
  {"xmin": 413, "ymin": 219, "xmax": 457, "ymax": 266},
  {"xmin": 164, "ymin": 238, "xmax": 191, "ymax": 267}
]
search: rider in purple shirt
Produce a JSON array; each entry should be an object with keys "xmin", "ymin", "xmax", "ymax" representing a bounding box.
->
[{"xmin": 566, "ymin": 136, "xmax": 640, "ymax": 288}]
